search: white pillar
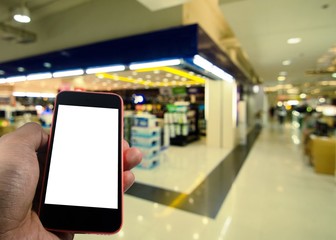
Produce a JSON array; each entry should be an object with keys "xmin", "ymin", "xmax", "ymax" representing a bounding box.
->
[
  {"xmin": 262, "ymin": 91, "xmax": 269, "ymax": 126},
  {"xmin": 205, "ymin": 80, "xmax": 223, "ymax": 148},
  {"xmin": 221, "ymin": 81, "xmax": 237, "ymax": 150},
  {"xmin": 238, "ymin": 100, "xmax": 247, "ymax": 145},
  {"xmin": 205, "ymin": 80, "xmax": 237, "ymax": 151}
]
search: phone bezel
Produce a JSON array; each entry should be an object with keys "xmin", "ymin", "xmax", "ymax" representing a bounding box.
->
[{"xmin": 38, "ymin": 91, "xmax": 123, "ymax": 234}]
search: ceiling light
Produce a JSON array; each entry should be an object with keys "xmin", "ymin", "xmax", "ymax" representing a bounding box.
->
[
  {"xmin": 287, "ymin": 37, "xmax": 302, "ymax": 44},
  {"xmin": 17, "ymin": 67, "xmax": 25, "ymax": 72},
  {"xmin": 300, "ymin": 93, "xmax": 307, "ymax": 99},
  {"xmin": 287, "ymin": 100, "xmax": 299, "ymax": 105},
  {"xmin": 279, "ymin": 71, "xmax": 287, "ymax": 76},
  {"xmin": 6, "ymin": 75, "xmax": 26, "ymax": 83},
  {"xmin": 193, "ymin": 55, "xmax": 233, "ymax": 82},
  {"xmin": 52, "ymin": 69, "xmax": 84, "ymax": 78},
  {"xmin": 129, "ymin": 59, "xmax": 181, "ymax": 70},
  {"xmin": 277, "ymin": 76, "xmax": 286, "ymax": 81},
  {"xmin": 332, "ymin": 72, "xmax": 336, "ymax": 78},
  {"xmin": 252, "ymin": 85, "xmax": 260, "ymax": 93},
  {"xmin": 13, "ymin": 5, "xmax": 31, "ymax": 23},
  {"xmin": 85, "ymin": 65, "xmax": 125, "ymax": 74},
  {"xmin": 282, "ymin": 60, "xmax": 291, "ymax": 66},
  {"xmin": 287, "ymin": 88, "xmax": 299, "ymax": 94},
  {"xmin": 26, "ymin": 72, "xmax": 52, "ymax": 81},
  {"xmin": 319, "ymin": 97, "xmax": 326, "ymax": 103},
  {"xmin": 13, "ymin": 92, "xmax": 56, "ymax": 98},
  {"xmin": 43, "ymin": 62, "xmax": 52, "ymax": 68},
  {"xmin": 311, "ymin": 89, "xmax": 320, "ymax": 94}
]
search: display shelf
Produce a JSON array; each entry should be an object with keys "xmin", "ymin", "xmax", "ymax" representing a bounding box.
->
[
  {"xmin": 130, "ymin": 113, "xmax": 163, "ymax": 169},
  {"xmin": 165, "ymin": 102, "xmax": 200, "ymax": 146}
]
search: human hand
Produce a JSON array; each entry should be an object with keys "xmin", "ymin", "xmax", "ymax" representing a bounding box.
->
[{"xmin": 0, "ymin": 122, "xmax": 141, "ymax": 240}]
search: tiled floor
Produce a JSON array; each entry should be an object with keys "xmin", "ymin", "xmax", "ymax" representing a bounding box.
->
[
  {"xmin": 75, "ymin": 124, "xmax": 336, "ymax": 240},
  {"xmin": 132, "ymin": 137, "xmax": 230, "ymax": 194}
]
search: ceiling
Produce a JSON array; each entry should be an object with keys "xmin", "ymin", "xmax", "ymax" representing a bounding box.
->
[
  {"xmin": 0, "ymin": 0, "xmax": 336, "ymax": 99},
  {"xmin": 0, "ymin": 0, "xmax": 91, "ymax": 23},
  {"xmin": 219, "ymin": 0, "xmax": 336, "ymax": 98}
]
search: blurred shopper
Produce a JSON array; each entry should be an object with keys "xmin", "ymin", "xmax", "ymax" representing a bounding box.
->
[{"xmin": 277, "ymin": 107, "xmax": 287, "ymax": 126}]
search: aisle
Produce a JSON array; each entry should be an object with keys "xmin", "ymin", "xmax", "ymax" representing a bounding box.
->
[
  {"xmin": 201, "ymin": 124, "xmax": 336, "ymax": 240},
  {"xmin": 75, "ymin": 125, "xmax": 336, "ymax": 240}
]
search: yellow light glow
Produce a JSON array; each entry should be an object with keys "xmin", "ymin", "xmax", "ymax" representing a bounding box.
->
[
  {"xmin": 136, "ymin": 67, "xmax": 206, "ymax": 84},
  {"xmin": 97, "ymin": 66, "xmax": 206, "ymax": 88}
]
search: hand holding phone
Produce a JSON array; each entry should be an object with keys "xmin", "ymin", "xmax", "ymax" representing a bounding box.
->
[{"xmin": 39, "ymin": 91, "xmax": 124, "ymax": 234}]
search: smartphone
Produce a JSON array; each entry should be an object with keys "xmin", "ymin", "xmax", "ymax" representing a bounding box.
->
[{"xmin": 39, "ymin": 91, "xmax": 123, "ymax": 234}]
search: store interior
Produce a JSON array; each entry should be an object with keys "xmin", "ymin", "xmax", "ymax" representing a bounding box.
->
[{"xmin": 0, "ymin": 0, "xmax": 335, "ymax": 239}]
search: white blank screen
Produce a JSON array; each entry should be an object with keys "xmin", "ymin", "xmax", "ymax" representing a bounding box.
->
[{"xmin": 45, "ymin": 104, "xmax": 119, "ymax": 209}]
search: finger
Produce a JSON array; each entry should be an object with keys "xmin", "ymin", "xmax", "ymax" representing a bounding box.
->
[
  {"xmin": 123, "ymin": 147, "xmax": 142, "ymax": 171},
  {"xmin": 1, "ymin": 122, "xmax": 49, "ymax": 152},
  {"xmin": 123, "ymin": 139, "xmax": 130, "ymax": 151},
  {"xmin": 123, "ymin": 170, "xmax": 135, "ymax": 192}
]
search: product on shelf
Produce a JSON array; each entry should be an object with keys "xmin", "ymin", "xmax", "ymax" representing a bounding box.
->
[
  {"xmin": 123, "ymin": 111, "xmax": 134, "ymax": 144},
  {"xmin": 165, "ymin": 102, "xmax": 199, "ymax": 146},
  {"xmin": 131, "ymin": 113, "xmax": 162, "ymax": 169}
]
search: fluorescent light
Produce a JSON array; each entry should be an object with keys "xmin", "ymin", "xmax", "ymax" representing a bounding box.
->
[
  {"xmin": 86, "ymin": 65, "xmax": 126, "ymax": 74},
  {"xmin": 12, "ymin": 92, "xmax": 26, "ymax": 97},
  {"xmin": 26, "ymin": 72, "xmax": 52, "ymax": 81},
  {"xmin": 40, "ymin": 93, "xmax": 57, "ymax": 98},
  {"xmin": 6, "ymin": 76, "xmax": 26, "ymax": 83},
  {"xmin": 282, "ymin": 60, "xmax": 291, "ymax": 66},
  {"xmin": 193, "ymin": 55, "xmax": 233, "ymax": 82},
  {"xmin": 52, "ymin": 69, "xmax": 84, "ymax": 78},
  {"xmin": 287, "ymin": 37, "xmax": 302, "ymax": 44},
  {"xmin": 193, "ymin": 55, "xmax": 213, "ymax": 71},
  {"xmin": 13, "ymin": 92, "xmax": 56, "ymax": 98},
  {"xmin": 129, "ymin": 59, "xmax": 181, "ymax": 70},
  {"xmin": 212, "ymin": 66, "xmax": 233, "ymax": 82},
  {"xmin": 332, "ymin": 73, "xmax": 336, "ymax": 78}
]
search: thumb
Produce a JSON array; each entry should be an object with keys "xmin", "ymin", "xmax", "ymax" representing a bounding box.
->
[{"xmin": 1, "ymin": 122, "xmax": 49, "ymax": 152}]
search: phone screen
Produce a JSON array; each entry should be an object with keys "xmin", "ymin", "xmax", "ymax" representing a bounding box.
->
[
  {"xmin": 39, "ymin": 91, "xmax": 123, "ymax": 233},
  {"xmin": 45, "ymin": 104, "xmax": 119, "ymax": 209}
]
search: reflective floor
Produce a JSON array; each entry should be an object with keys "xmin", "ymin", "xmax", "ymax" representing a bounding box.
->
[{"xmin": 75, "ymin": 123, "xmax": 336, "ymax": 240}]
